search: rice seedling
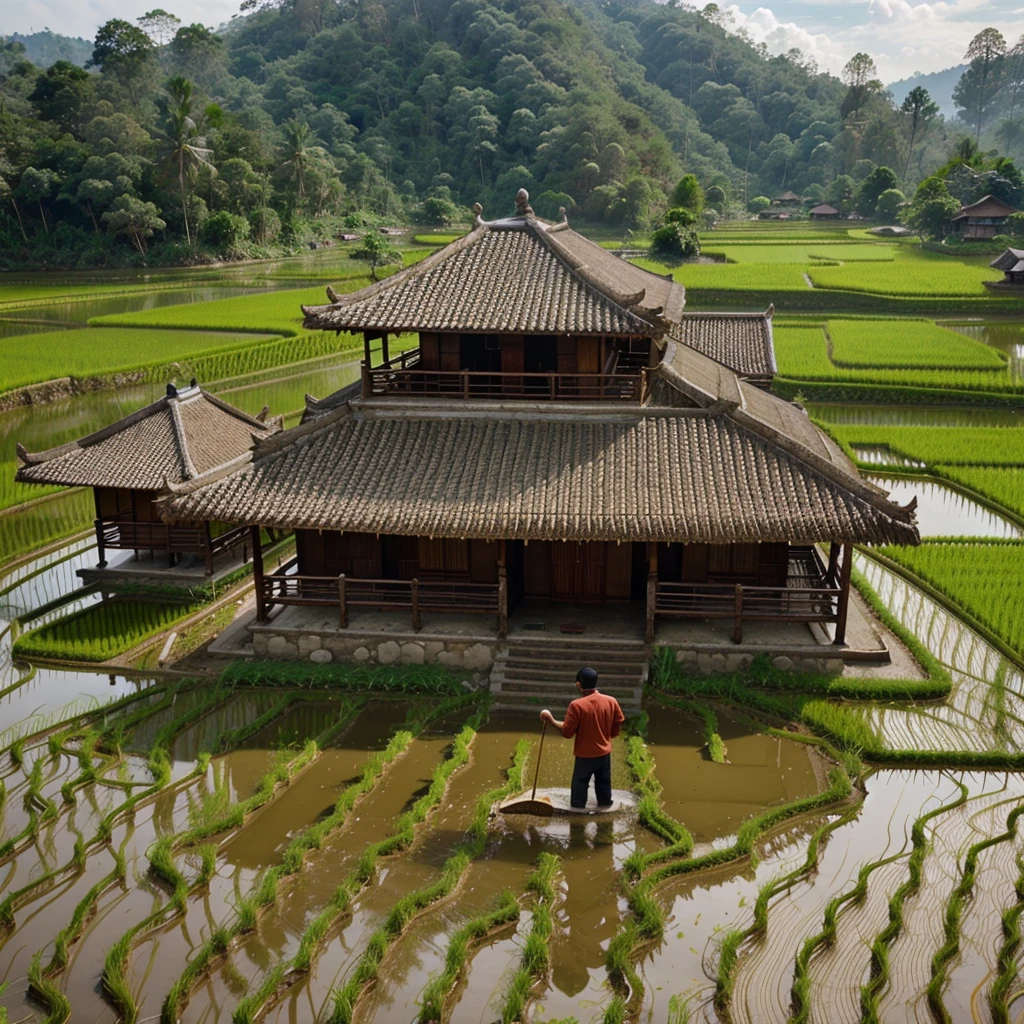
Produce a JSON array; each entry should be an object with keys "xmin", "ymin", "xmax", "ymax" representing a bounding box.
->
[
  {"xmin": 651, "ymin": 692, "xmax": 727, "ymax": 762},
  {"xmin": 990, "ymin": 852, "xmax": 1024, "ymax": 1022},
  {"xmin": 0, "ymin": 490, "xmax": 94, "ymax": 566},
  {"xmin": 703, "ymin": 243, "xmax": 895, "ymax": 264},
  {"xmin": 827, "ymin": 319, "xmax": 1006, "ymax": 370},
  {"xmin": 932, "ymin": 466, "xmax": 1024, "ymax": 519},
  {"xmin": 500, "ymin": 853, "xmax": 560, "ymax": 1024},
  {"xmin": 774, "ymin": 326, "xmax": 1024, "ymax": 396},
  {"xmin": 416, "ymin": 890, "xmax": 521, "ymax": 1023},
  {"xmin": 12, "ymin": 599, "xmax": 200, "ymax": 663},
  {"xmin": 927, "ymin": 802, "xmax": 1024, "ymax": 1022},
  {"xmin": 220, "ymin": 659, "xmax": 470, "ymax": 694},
  {"xmin": 808, "ymin": 251, "xmax": 1001, "ymax": 296},
  {"xmin": 820, "ymin": 423, "xmax": 1024, "ymax": 467},
  {"xmin": 876, "ymin": 542, "xmax": 1024, "ymax": 660},
  {"xmin": 631, "ymin": 258, "xmax": 812, "ymax": 292}
]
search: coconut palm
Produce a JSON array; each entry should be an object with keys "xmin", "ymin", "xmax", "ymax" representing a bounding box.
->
[
  {"xmin": 279, "ymin": 118, "xmax": 312, "ymax": 202},
  {"xmin": 158, "ymin": 75, "xmax": 215, "ymax": 246}
]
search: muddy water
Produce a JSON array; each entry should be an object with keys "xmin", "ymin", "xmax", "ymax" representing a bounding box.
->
[
  {"xmin": 867, "ymin": 474, "xmax": 1022, "ymax": 538},
  {"xmin": 880, "ymin": 773, "xmax": 1023, "ymax": 1024},
  {"xmin": 182, "ymin": 710, "xmax": 460, "ymax": 1023},
  {"xmin": 647, "ymin": 704, "xmax": 820, "ymax": 843},
  {"xmin": 170, "ymin": 691, "xmax": 286, "ymax": 768}
]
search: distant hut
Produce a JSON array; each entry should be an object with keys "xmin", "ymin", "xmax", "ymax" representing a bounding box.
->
[
  {"xmin": 772, "ymin": 190, "xmax": 802, "ymax": 207},
  {"xmin": 758, "ymin": 210, "xmax": 791, "ymax": 221},
  {"xmin": 951, "ymin": 195, "xmax": 1017, "ymax": 240},
  {"xmin": 986, "ymin": 247, "xmax": 1024, "ymax": 289},
  {"xmin": 16, "ymin": 382, "xmax": 280, "ymax": 575},
  {"xmin": 808, "ymin": 203, "xmax": 840, "ymax": 221}
]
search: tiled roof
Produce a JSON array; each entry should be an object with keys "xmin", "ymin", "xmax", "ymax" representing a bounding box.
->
[
  {"xmin": 161, "ymin": 347, "xmax": 918, "ymax": 547},
  {"xmin": 671, "ymin": 312, "xmax": 776, "ymax": 381},
  {"xmin": 16, "ymin": 385, "xmax": 278, "ymax": 491},
  {"xmin": 990, "ymin": 247, "xmax": 1024, "ymax": 271},
  {"xmin": 809, "ymin": 204, "xmax": 839, "ymax": 216},
  {"xmin": 302, "ymin": 213, "xmax": 685, "ymax": 337}
]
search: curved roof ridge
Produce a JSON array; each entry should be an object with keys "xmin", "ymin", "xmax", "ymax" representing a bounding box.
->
[{"xmin": 167, "ymin": 395, "xmax": 198, "ymax": 481}]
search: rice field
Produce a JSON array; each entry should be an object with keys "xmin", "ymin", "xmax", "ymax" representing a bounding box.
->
[
  {"xmin": 703, "ymin": 242, "xmax": 896, "ymax": 264},
  {"xmin": 12, "ymin": 599, "xmax": 199, "ymax": 662},
  {"xmin": 774, "ymin": 325, "xmax": 1024, "ymax": 394},
  {"xmin": 808, "ymin": 250, "xmax": 1001, "ymax": 296},
  {"xmin": 821, "ymin": 423, "xmax": 1024, "ymax": 466},
  {"xmin": 827, "ymin": 319, "xmax": 1007, "ymax": 370}
]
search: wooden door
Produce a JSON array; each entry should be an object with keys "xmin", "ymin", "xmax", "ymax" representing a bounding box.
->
[
  {"xmin": 577, "ymin": 338, "xmax": 600, "ymax": 399},
  {"xmin": 551, "ymin": 542, "xmax": 605, "ymax": 601},
  {"xmin": 580, "ymin": 542, "xmax": 605, "ymax": 601}
]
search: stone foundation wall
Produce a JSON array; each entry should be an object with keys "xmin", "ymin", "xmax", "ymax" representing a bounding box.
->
[
  {"xmin": 251, "ymin": 629, "xmax": 497, "ymax": 672},
  {"xmin": 673, "ymin": 649, "xmax": 845, "ymax": 676}
]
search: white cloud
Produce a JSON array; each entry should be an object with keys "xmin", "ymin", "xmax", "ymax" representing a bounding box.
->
[
  {"xmin": 728, "ymin": 0, "xmax": 1024, "ymax": 80},
  {"xmin": 2, "ymin": 0, "xmax": 241, "ymax": 40}
]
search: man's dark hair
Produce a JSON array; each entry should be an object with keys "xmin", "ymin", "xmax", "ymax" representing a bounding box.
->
[{"xmin": 576, "ymin": 667, "xmax": 599, "ymax": 690}]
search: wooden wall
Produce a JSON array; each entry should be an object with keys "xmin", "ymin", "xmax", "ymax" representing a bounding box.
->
[
  {"xmin": 657, "ymin": 542, "xmax": 790, "ymax": 587},
  {"xmin": 94, "ymin": 487, "xmax": 159, "ymax": 522}
]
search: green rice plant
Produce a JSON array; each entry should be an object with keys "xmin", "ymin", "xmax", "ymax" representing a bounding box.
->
[
  {"xmin": 188, "ymin": 696, "xmax": 487, "ymax": 1024},
  {"xmin": 774, "ymin": 326, "xmax": 1024, "ymax": 396},
  {"xmin": 990, "ymin": 852, "xmax": 1024, "ymax": 1022},
  {"xmin": 416, "ymin": 891, "xmax": 520, "ymax": 1023},
  {"xmin": 219, "ymin": 659, "xmax": 469, "ymax": 694},
  {"xmin": 827, "ymin": 319, "xmax": 1006, "ymax": 370},
  {"xmin": 927, "ymin": 802, "xmax": 1024, "ymax": 1022},
  {"xmin": 714, "ymin": 792, "xmax": 862, "ymax": 1015},
  {"xmin": 808, "ymin": 251, "xmax": 1000, "ymax": 296},
  {"xmin": 0, "ymin": 490, "xmax": 94, "ymax": 566},
  {"xmin": 876, "ymin": 541, "xmax": 1024, "ymax": 660},
  {"xmin": 820, "ymin": 423, "xmax": 1024, "ymax": 467},
  {"xmin": 412, "ymin": 233, "xmax": 463, "ymax": 245},
  {"xmin": 932, "ymin": 466, "xmax": 1024, "ymax": 519},
  {"xmin": 703, "ymin": 243, "xmax": 895, "ymax": 264},
  {"xmin": 12, "ymin": 599, "xmax": 200, "ymax": 663},
  {"xmin": 0, "ymin": 328, "xmax": 278, "ymax": 396},
  {"xmin": 499, "ymin": 853, "xmax": 560, "ymax": 1024},
  {"xmin": 631, "ymin": 258, "xmax": 812, "ymax": 292},
  {"xmin": 860, "ymin": 779, "xmax": 969, "ymax": 1022}
]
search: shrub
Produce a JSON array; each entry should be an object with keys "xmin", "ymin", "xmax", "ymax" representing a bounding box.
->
[
  {"xmin": 747, "ymin": 195, "xmax": 771, "ymax": 214},
  {"xmin": 200, "ymin": 211, "xmax": 250, "ymax": 252}
]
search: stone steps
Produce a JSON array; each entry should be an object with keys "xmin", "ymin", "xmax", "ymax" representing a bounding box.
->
[{"xmin": 490, "ymin": 636, "xmax": 646, "ymax": 711}]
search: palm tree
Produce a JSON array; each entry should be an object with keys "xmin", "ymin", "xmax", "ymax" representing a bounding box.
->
[
  {"xmin": 279, "ymin": 119, "xmax": 312, "ymax": 202},
  {"xmin": 901, "ymin": 87, "xmax": 939, "ymax": 179},
  {"xmin": 158, "ymin": 75, "xmax": 215, "ymax": 246}
]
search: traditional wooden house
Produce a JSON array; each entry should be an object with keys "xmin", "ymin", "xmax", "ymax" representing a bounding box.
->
[
  {"xmin": 772, "ymin": 191, "xmax": 802, "ymax": 207},
  {"xmin": 952, "ymin": 195, "xmax": 1017, "ymax": 239},
  {"xmin": 158, "ymin": 192, "xmax": 918, "ymax": 651},
  {"xmin": 808, "ymin": 203, "xmax": 840, "ymax": 220},
  {"xmin": 988, "ymin": 247, "xmax": 1024, "ymax": 287},
  {"xmin": 16, "ymin": 382, "xmax": 280, "ymax": 574}
]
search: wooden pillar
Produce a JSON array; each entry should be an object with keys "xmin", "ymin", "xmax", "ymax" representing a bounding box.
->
[
  {"xmin": 826, "ymin": 541, "xmax": 840, "ymax": 585},
  {"xmin": 381, "ymin": 332, "xmax": 390, "ymax": 366},
  {"xmin": 833, "ymin": 543, "xmax": 853, "ymax": 646},
  {"xmin": 497, "ymin": 539, "xmax": 508, "ymax": 638},
  {"xmin": 252, "ymin": 525, "xmax": 268, "ymax": 623},
  {"xmin": 203, "ymin": 520, "xmax": 214, "ymax": 575},
  {"xmin": 363, "ymin": 331, "xmax": 371, "ymax": 368},
  {"xmin": 733, "ymin": 584, "xmax": 744, "ymax": 644},
  {"xmin": 93, "ymin": 489, "xmax": 107, "ymax": 568},
  {"xmin": 645, "ymin": 542, "xmax": 658, "ymax": 645},
  {"xmin": 411, "ymin": 577, "xmax": 421, "ymax": 631},
  {"xmin": 338, "ymin": 574, "xmax": 347, "ymax": 629}
]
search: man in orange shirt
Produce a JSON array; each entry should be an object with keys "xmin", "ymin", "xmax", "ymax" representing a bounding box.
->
[{"xmin": 540, "ymin": 667, "xmax": 626, "ymax": 809}]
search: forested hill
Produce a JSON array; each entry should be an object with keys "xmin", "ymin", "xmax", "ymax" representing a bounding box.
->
[
  {"xmin": 0, "ymin": 0, "xmax": 942, "ymax": 268},
  {"xmin": 887, "ymin": 65, "xmax": 965, "ymax": 121}
]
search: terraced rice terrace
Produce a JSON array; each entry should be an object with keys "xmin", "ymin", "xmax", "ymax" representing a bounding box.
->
[{"xmin": 3, "ymin": 231, "xmax": 1024, "ymax": 1024}]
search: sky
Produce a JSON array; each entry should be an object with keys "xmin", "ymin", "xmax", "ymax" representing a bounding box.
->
[{"xmin": 2, "ymin": 0, "xmax": 1024, "ymax": 82}]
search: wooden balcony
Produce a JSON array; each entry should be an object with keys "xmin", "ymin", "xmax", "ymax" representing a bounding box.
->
[
  {"xmin": 361, "ymin": 352, "xmax": 646, "ymax": 403},
  {"xmin": 95, "ymin": 513, "xmax": 251, "ymax": 575},
  {"xmin": 260, "ymin": 559, "xmax": 506, "ymax": 633}
]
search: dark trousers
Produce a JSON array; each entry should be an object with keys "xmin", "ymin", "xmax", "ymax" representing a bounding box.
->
[{"xmin": 571, "ymin": 754, "xmax": 612, "ymax": 808}]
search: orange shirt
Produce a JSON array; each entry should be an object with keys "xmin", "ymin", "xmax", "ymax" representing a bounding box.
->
[{"xmin": 561, "ymin": 690, "xmax": 625, "ymax": 758}]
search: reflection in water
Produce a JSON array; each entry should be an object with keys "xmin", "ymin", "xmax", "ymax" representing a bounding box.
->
[
  {"xmin": 806, "ymin": 402, "xmax": 1023, "ymax": 428},
  {"xmin": 867, "ymin": 474, "xmax": 1022, "ymax": 538},
  {"xmin": 949, "ymin": 322, "xmax": 1024, "ymax": 378},
  {"xmin": 851, "ymin": 445, "xmax": 926, "ymax": 468}
]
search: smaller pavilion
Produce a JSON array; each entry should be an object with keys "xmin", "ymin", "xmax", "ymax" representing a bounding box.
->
[
  {"xmin": 988, "ymin": 247, "xmax": 1024, "ymax": 288},
  {"xmin": 16, "ymin": 381, "xmax": 280, "ymax": 576},
  {"xmin": 952, "ymin": 195, "xmax": 1017, "ymax": 239},
  {"xmin": 808, "ymin": 203, "xmax": 840, "ymax": 221}
]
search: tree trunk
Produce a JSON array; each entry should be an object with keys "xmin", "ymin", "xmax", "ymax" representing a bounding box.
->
[
  {"xmin": 11, "ymin": 200, "xmax": 27, "ymax": 241},
  {"xmin": 37, "ymin": 200, "xmax": 49, "ymax": 235},
  {"xmin": 904, "ymin": 119, "xmax": 918, "ymax": 180}
]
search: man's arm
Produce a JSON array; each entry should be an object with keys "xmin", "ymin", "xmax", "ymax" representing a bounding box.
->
[
  {"xmin": 540, "ymin": 702, "xmax": 578, "ymax": 737},
  {"xmin": 609, "ymin": 700, "xmax": 626, "ymax": 738}
]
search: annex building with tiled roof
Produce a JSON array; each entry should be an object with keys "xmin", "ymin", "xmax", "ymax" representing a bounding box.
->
[
  {"xmin": 16, "ymin": 382, "xmax": 280, "ymax": 576},
  {"xmin": 152, "ymin": 190, "xmax": 918, "ymax": 662}
]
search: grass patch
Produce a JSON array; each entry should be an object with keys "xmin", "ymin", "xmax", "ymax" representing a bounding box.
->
[
  {"xmin": 219, "ymin": 660, "xmax": 470, "ymax": 694},
  {"xmin": 13, "ymin": 599, "xmax": 199, "ymax": 663},
  {"xmin": 827, "ymin": 319, "xmax": 1006, "ymax": 370}
]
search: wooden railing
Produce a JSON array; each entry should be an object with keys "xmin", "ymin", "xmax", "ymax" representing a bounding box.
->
[
  {"xmin": 262, "ymin": 563, "xmax": 506, "ymax": 634},
  {"xmin": 95, "ymin": 514, "xmax": 250, "ymax": 574},
  {"xmin": 653, "ymin": 581, "xmax": 841, "ymax": 644},
  {"xmin": 362, "ymin": 365, "xmax": 646, "ymax": 402}
]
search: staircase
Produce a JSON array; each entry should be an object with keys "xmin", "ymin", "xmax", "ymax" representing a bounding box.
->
[{"xmin": 489, "ymin": 636, "xmax": 646, "ymax": 712}]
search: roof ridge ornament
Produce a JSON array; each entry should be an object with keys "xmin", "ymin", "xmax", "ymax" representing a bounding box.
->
[
  {"xmin": 473, "ymin": 202, "xmax": 484, "ymax": 227},
  {"xmin": 514, "ymin": 188, "xmax": 533, "ymax": 217}
]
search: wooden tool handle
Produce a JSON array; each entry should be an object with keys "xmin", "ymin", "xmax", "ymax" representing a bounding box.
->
[{"xmin": 531, "ymin": 719, "xmax": 547, "ymax": 801}]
